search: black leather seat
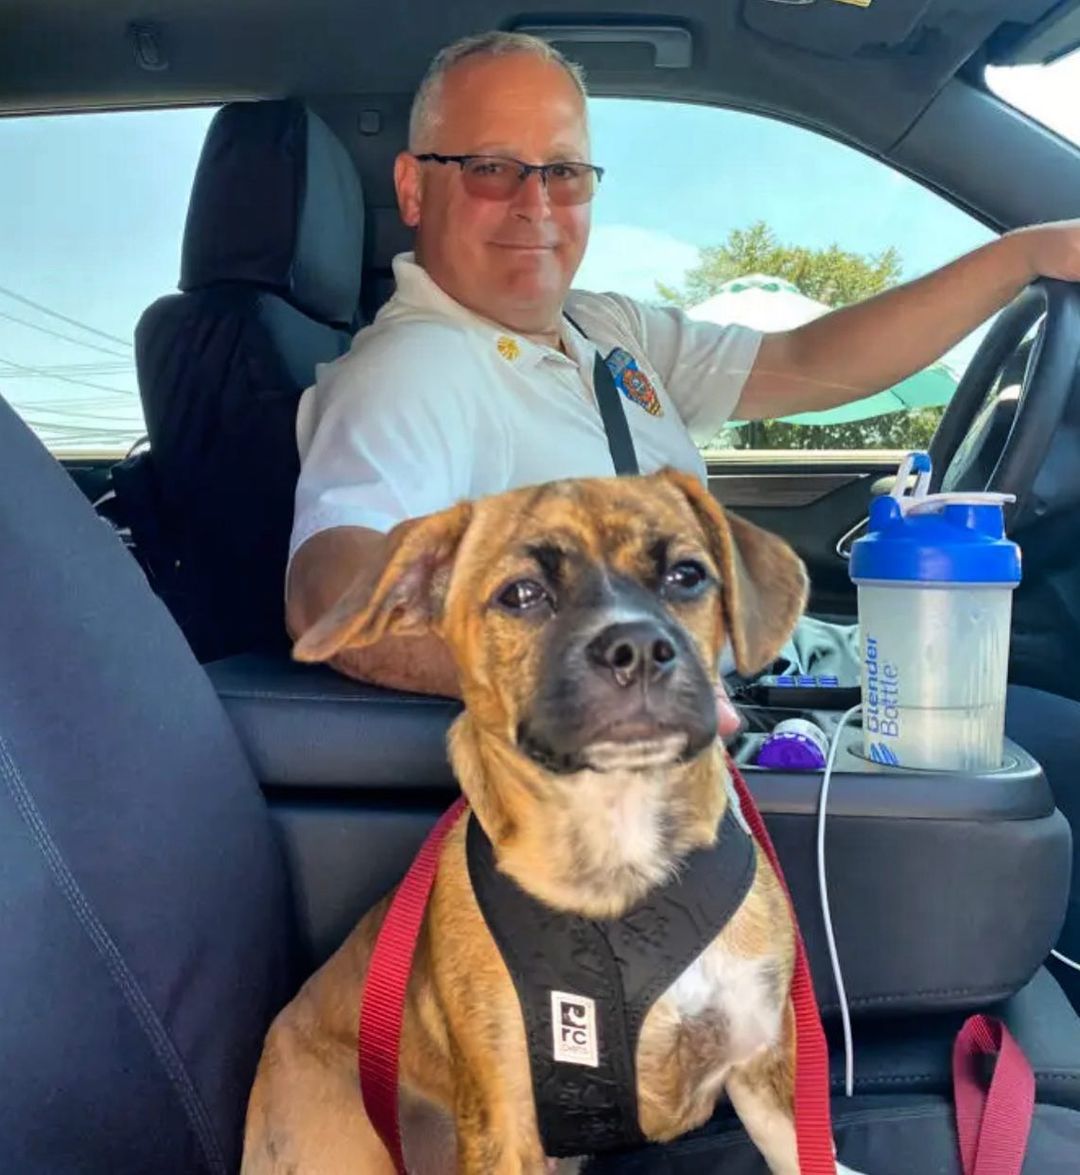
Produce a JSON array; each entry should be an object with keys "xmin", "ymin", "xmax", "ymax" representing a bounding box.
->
[
  {"xmin": 0, "ymin": 392, "xmax": 300, "ymax": 1173},
  {"xmin": 118, "ymin": 99, "xmax": 364, "ymax": 663}
]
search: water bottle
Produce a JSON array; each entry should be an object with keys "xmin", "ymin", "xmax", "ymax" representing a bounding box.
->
[{"xmin": 849, "ymin": 452, "xmax": 1021, "ymax": 772}]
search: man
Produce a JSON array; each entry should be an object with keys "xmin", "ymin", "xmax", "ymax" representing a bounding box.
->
[
  {"xmin": 286, "ymin": 29, "xmax": 1080, "ymax": 1001},
  {"xmin": 286, "ymin": 29, "xmax": 1080, "ymax": 720}
]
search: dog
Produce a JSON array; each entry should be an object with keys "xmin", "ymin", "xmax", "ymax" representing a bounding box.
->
[{"xmin": 242, "ymin": 468, "xmax": 860, "ymax": 1174}]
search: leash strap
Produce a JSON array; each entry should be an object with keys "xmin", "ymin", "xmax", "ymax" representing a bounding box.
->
[
  {"xmin": 358, "ymin": 795, "xmax": 467, "ymax": 1175},
  {"xmin": 953, "ymin": 1013, "xmax": 1035, "ymax": 1175},
  {"xmin": 564, "ymin": 312, "xmax": 640, "ymax": 476},
  {"xmin": 726, "ymin": 760, "xmax": 837, "ymax": 1174}
]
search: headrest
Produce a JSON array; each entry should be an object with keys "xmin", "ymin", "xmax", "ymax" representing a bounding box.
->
[{"xmin": 180, "ymin": 100, "xmax": 364, "ymax": 327}]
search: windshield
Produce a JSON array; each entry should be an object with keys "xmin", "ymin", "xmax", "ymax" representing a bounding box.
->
[{"xmin": 986, "ymin": 49, "xmax": 1080, "ymax": 147}]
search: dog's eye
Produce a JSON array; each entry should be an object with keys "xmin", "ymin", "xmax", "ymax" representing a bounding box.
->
[
  {"xmin": 496, "ymin": 579, "xmax": 550, "ymax": 612},
  {"xmin": 662, "ymin": 560, "xmax": 709, "ymax": 597}
]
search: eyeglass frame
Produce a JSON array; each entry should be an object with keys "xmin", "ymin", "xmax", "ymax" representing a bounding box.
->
[{"xmin": 412, "ymin": 152, "xmax": 605, "ymax": 198}]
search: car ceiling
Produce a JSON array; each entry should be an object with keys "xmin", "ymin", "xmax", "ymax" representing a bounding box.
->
[{"xmin": 0, "ymin": 1, "xmax": 1066, "ymax": 150}]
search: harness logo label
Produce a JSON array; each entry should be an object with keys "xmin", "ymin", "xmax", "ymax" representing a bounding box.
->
[{"xmin": 551, "ymin": 991, "xmax": 599, "ymax": 1068}]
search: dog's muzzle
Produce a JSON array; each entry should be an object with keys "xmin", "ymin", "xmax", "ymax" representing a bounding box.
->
[{"xmin": 517, "ymin": 610, "xmax": 717, "ymax": 775}]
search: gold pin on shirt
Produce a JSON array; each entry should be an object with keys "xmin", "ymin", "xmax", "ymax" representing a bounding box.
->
[{"xmin": 496, "ymin": 335, "xmax": 521, "ymax": 362}]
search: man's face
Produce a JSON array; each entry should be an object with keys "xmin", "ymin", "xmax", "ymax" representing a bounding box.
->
[{"xmin": 395, "ymin": 53, "xmax": 593, "ymax": 336}]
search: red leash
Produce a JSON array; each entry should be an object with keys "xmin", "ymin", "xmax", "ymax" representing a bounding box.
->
[
  {"xmin": 358, "ymin": 795, "xmax": 467, "ymax": 1174},
  {"xmin": 726, "ymin": 761, "xmax": 837, "ymax": 1174},
  {"xmin": 358, "ymin": 768, "xmax": 1036, "ymax": 1175},
  {"xmin": 952, "ymin": 1014, "xmax": 1035, "ymax": 1175}
]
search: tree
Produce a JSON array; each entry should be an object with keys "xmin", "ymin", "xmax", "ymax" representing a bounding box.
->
[
  {"xmin": 707, "ymin": 406, "xmax": 944, "ymax": 453},
  {"xmin": 657, "ymin": 222, "xmax": 933, "ymax": 451},
  {"xmin": 657, "ymin": 220, "xmax": 903, "ymax": 309}
]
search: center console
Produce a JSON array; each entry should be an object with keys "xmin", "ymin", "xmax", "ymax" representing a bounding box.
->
[{"xmin": 207, "ymin": 652, "xmax": 1071, "ymax": 1020}]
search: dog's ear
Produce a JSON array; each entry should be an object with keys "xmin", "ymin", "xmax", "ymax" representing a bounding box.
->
[
  {"xmin": 292, "ymin": 502, "xmax": 473, "ymax": 663},
  {"xmin": 662, "ymin": 469, "xmax": 808, "ymax": 676}
]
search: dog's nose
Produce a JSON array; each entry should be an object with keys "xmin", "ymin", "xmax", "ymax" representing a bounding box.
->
[{"xmin": 586, "ymin": 621, "xmax": 678, "ymax": 687}]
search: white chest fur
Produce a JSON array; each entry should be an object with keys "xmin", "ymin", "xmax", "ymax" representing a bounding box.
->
[{"xmin": 662, "ymin": 941, "xmax": 785, "ymax": 1070}]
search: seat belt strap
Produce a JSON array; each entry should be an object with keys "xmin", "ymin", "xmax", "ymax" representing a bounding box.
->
[{"xmin": 564, "ymin": 312, "xmax": 640, "ymax": 476}]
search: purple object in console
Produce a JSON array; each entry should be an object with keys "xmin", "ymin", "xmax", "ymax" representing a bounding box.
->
[{"xmin": 754, "ymin": 719, "xmax": 828, "ymax": 771}]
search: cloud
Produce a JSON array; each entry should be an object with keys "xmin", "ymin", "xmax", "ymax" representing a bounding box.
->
[{"xmin": 573, "ymin": 224, "xmax": 700, "ymax": 302}]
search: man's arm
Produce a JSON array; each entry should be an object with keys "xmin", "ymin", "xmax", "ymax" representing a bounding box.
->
[
  {"xmin": 285, "ymin": 526, "xmax": 460, "ymax": 697},
  {"xmin": 735, "ymin": 219, "xmax": 1080, "ymax": 420}
]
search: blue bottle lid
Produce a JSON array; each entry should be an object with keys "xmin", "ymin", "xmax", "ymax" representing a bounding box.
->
[{"xmin": 849, "ymin": 452, "xmax": 1021, "ymax": 586}]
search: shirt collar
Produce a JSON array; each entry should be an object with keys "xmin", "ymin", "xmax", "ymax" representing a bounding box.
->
[{"xmin": 385, "ymin": 252, "xmax": 586, "ymax": 372}]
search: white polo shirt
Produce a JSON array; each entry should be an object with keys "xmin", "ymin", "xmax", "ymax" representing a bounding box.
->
[{"xmin": 290, "ymin": 252, "xmax": 762, "ymax": 559}]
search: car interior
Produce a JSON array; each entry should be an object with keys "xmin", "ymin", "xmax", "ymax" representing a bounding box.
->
[{"xmin": 4, "ymin": 0, "xmax": 1080, "ymax": 1171}]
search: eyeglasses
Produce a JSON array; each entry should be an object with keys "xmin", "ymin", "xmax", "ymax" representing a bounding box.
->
[{"xmin": 413, "ymin": 153, "xmax": 605, "ymax": 205}]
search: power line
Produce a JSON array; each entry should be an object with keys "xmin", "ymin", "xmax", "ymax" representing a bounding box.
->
[
  {"xmin": 0, "ymin": 306, "xmax": 132, "ymax": 358},
  {"xmin": 0, "ymin": 361, "xmax": 134, "ymax": 379},
  {"xmin": 16, "ymin": 414, "xmax": 141, "ymax": 438},
  {"xmin": 0, "ymin": 352, "xmax": 136, "ymax": 396},
  {"xmin": 0, "ymin": 284, "xmax": 133, "ymax": 348},
  {"xmin": 16, "ymin": 402, "xmax": 139, "ymax": 423}
]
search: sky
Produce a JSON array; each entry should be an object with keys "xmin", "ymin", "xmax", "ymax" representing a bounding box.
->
[{"xmin": 0, "ymin": 51, "xmax": 1077, "ymax": 453}]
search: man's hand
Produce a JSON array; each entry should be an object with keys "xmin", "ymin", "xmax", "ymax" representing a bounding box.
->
[
  {"xmin": 716, "ymin": 679, "xmax": 743, "ymax": 741},
  {"xmin": 1007, "ymin": 218, "xmax": 1080, "ymax": 284}
]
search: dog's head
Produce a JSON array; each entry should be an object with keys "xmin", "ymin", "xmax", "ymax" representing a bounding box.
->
[{"xmin": 295, "ymin": 470, "xmax": 807, "ymax": 777}]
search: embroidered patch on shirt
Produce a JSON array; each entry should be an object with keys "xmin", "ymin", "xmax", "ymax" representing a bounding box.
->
[
  {"xmin": 496, "ymin": 335, "xmax": 521, "ymax": 362},
  {"xmin": 604, "ymin": 347, "xmax": 663, "ymax": 417}
]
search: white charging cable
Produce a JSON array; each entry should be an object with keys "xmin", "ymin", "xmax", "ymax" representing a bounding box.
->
[
  {"xmin": 816, "ymin": 709, "xmax": 1080, "ymax": 1085},
  {"xmin": 815, "ymin": 706, "xmax": 1080, "ymax": 1091},
  {"xmin": 817, "ymin": 704, "xmax": 862, "ymax": 1098},
  {"xmin": 1051, "ymin": 949, "xmax": 1080, "ymax": 973}
]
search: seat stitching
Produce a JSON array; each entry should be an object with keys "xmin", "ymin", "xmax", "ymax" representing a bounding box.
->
[{"xmin": 0, "ymin": 733, "xmax": 226, "ymax": 1174}]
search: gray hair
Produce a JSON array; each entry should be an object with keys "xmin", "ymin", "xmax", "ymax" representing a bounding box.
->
[{"xmin": 408, "ymin": 31, "xmax": 588, "ymax": 153}]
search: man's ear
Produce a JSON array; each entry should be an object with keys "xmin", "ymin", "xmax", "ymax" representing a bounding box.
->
[
  {"xmin": 662, "ymin": 469, "xmax": 808, "ymax": 676},
  {"xmin": 394, "ymin": 151, "xmax": 422, "ymax": 228},
  {"xmin": 292, "ymin": 502, "xmax": 472, "ymax": 664}
]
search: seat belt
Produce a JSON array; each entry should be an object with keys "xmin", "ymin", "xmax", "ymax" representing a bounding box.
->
[
  {"xmin": 591, "ymin": 350, "xmax": 640, "ymax": 476},
  {"xmin": 564, "ymin": 312, "xmax": 640, "ymax": 476}
]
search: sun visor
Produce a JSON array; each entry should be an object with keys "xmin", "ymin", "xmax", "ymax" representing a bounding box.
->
[
  {"xmin": 741, "ymin": 0, "xmax": 935, "ymax": 58},
  {"xmin": 988, "ymin": 0, "xmax": 1080, "ymax": 65},
  {"xmin": 740, "ymin": 0, "xmax": 1067, "ymax": 62}
]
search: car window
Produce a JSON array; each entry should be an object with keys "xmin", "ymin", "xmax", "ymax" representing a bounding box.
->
[
  {"xmin": 578, "ymin": 98, "xmax": 997, "ymax": 459},
  {"xmin": 0, "ymin": 106, "xmax": 216, "ymax": 456},
  {"xmin": 987, "ymin": 49, "xmax": 1080, "ymax": 149}
]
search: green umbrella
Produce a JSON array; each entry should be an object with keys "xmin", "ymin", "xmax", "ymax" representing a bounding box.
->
[
  {"xmin": 687, "ymin": 275, "xmax": 959, "ymax": 427},
  {"xmin": 779, "ymin": 361, "xmax": 958, "ymax": 425}
]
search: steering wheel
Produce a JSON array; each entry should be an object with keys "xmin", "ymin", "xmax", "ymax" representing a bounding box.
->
[{"xmin": 928, "ymin": 279, "xmax": 1080, "ymax": 519}]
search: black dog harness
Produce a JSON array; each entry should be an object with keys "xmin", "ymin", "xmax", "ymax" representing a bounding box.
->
[{"xmin": 465, "ymin": 806, "xmax": 756, "ymax": 1156}]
